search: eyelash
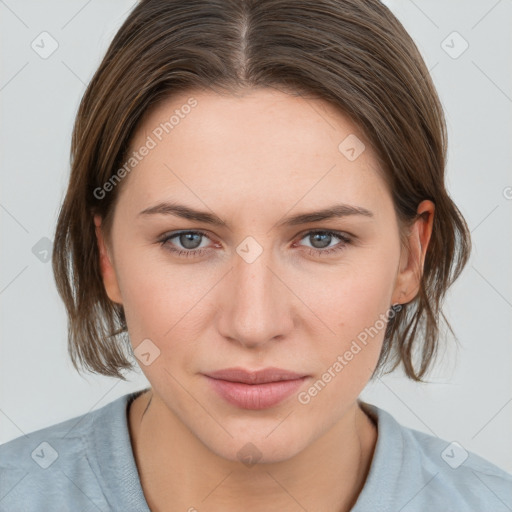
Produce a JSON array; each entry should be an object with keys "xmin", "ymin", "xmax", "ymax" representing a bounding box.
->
[{"xmin": 157, "ymin": 229, "xmax": 353, "ymax": 258}]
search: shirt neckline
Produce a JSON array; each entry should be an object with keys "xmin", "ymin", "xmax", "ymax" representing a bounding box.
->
[
  {"xmin": 350, "ymin": 400, "xmax": 402, "ymax": 512},
  {"xmin": 89, "ymin": 390, "xmax": 400, "ymax": 512},
  {"xmin": 89, "ymin": 388, "xmax": 152, "ymax": 511}
]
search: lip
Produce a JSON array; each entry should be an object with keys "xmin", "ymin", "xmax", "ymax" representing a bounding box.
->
[
  {"xmin": 205, "ymin": 367, "xmax": 306, "ymax": 384},
  {"xmin": 203, "ymin": 367, "xmax": 309, "ymax": 410}
]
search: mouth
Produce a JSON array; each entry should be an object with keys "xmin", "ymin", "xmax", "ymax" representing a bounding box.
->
[{"xmin": 202, "ymin": 367, "xmax": 309, "ymax": 410}]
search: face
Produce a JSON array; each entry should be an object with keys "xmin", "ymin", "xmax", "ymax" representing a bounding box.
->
[{"xmin": 94, "ymin": 88, "xmax": 431, "ymax": 463}]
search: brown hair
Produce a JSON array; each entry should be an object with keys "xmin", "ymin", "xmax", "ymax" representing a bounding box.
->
[{"xmin": 52, "ymin": 0, "xmax": 471, "ymax": 382}]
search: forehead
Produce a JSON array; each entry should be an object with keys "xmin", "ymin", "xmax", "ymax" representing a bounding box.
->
[{"xmin": 118, "ymin": 88, "xmax": 391, "ymax": 218}]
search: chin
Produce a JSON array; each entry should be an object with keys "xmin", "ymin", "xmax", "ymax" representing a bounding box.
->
[
  {"xmin": 219, "ymin": 440, "xmax": 305, "ymax": 466},
  {"xmin": 197, "ymin": 421, "xmax": 313, "ymax": 466}
]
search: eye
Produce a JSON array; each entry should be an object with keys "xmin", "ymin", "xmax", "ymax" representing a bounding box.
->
[
  {"xmin": 158, "ymin": 230, "xmax": 214, "ymax": 258},
  {"xmin": 157, "ymin": 229, "xmax": 353, "ymax": 259},
  {"xmin": 295, "ymin": 230, "xmax": 352, "ymax": 256}
]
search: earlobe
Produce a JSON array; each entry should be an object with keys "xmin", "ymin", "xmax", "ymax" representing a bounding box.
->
[
  {"xmin": 93, "ymin": 214, "xmax": 123, "ymax": 304},
  {"xmin": 391, "ymin": 200, "xmax": 435, "ymax": 305}
]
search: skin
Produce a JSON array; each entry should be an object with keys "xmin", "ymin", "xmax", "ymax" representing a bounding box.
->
[{"xmin": 94, "ymin": 88, "xmax": 434, "ymax": 512}]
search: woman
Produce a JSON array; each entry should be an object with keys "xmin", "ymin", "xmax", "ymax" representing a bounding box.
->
[{"xmin": 1, "ymin": 0, "xmax": 510, "ymax": 511}]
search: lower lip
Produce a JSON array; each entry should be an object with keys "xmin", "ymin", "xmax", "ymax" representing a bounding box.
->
[{"xmin": 204, "ymin": 376, "xmax": 308, "ymax": 410}]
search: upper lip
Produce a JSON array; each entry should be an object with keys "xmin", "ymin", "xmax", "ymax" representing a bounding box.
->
[{"xmin": 204, "ymin": 367, "xmax": 307, "ymax": 384}]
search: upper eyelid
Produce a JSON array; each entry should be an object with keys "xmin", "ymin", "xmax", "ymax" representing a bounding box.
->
[
  {"xmin": 296, "ymin": 228, "xmax": 351, "ymax": 239},
  {"xmin": 161, "ymin": 229, "xmax": 351, "ymax": 247}
]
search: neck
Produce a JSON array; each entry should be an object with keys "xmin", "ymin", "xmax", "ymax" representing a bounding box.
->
[{"xmin": 128, "ymin": 390, "xmax": 377, "ymax": 512}]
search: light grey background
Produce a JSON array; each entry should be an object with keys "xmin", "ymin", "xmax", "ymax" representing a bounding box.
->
[{"xmin": 1, "ymin": 0, "xmax": 511, "ymax": 473}]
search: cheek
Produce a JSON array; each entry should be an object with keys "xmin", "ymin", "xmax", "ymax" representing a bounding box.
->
[
  {"xmin": 296, "ymin": 270, "xmax": 395, "ymax": 419},
  {"xmin": 114, "ymin": 247, "xmax": 218, "ymax": 350},
  {"xmin": 303, "ymin": 242, "xmax": 399, "ymax": 380},
  {"xmin": 309, "ymin": 244, "xmax": 398, "ymax": 330},
  {"xmin": 334, "ymin": 269, "xmax": 396, "ymax": 338}
]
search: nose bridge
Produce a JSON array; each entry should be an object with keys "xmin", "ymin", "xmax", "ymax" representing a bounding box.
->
[{"xmin": 218, "ymin": 244, "xmax": 292, "ymax": 347}]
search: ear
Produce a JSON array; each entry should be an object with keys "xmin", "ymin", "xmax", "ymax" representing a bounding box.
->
[
  {"xmin": 391, "ymin": 200, "xmax": 435, "ymax": 305},
  {"xmin": 94, "ymin": 214, "xmax": 123, "ymax": 304}
]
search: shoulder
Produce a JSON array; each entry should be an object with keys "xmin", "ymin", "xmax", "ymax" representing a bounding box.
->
[
  {"xmin": 0, "ymin": 406, "xmax": 93, "ymax": 471},
  {"xmin": 0, "ymin": 393, "xmax": 133, "ymax": 511},
  {"xmin": 404, "ymin": 420, "xmax": 511, "ymax": 505},
  {"xmin": 356, "ymin": 402, "xmax": 512, "ymax": 512}
]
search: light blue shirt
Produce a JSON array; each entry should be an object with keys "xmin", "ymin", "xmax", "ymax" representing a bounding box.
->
[{"xmin": 1, "ymin": 389, "xmax": 511, "ymax": 511}]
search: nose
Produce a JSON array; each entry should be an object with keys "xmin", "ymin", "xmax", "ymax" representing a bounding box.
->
[{"xmin": 216, "ymin": 249, "xmax": 295, "ymax": 349}]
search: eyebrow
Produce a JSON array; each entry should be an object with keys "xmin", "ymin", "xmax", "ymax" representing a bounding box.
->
[{"xmin": 138, "ymin": 201, "xmax": 374, "ymax": 228}]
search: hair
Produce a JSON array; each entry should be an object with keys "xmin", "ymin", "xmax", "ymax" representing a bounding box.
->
[{"xmin": 52, "ymin": 0, "xmax": 471, "ymax": 382}]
